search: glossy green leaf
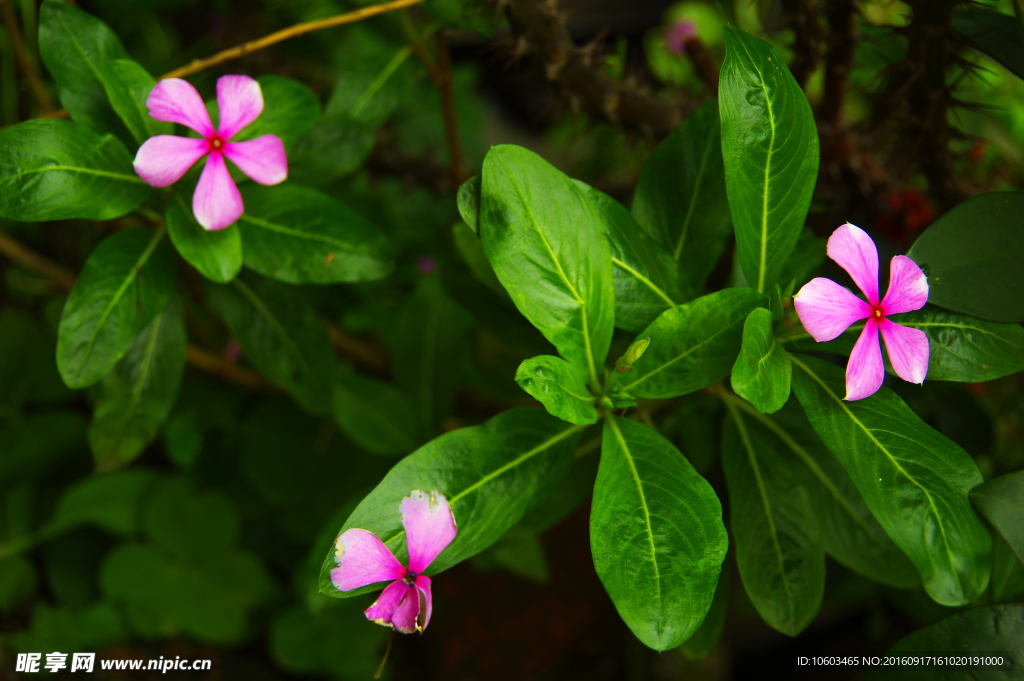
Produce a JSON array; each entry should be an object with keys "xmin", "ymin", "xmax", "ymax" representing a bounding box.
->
[
  {"xmin": 679, "ymin": 560, "xmax": 729, "ymax": 659},
  {"xmin": 57, "ymin": 228, "xmax": 176, "ymax": 389},
  {"xmin": 618, "ymin": 288, "xmax": 766, "ymax": 399},
  {"xmin": 45, "ymin": 470, "xmax": 161, "ymax": 537},
  {"xmin": 907, "ymin": 192, "xmax": 1024, "ymax": 322},
  {"xmin": 165, "ymin": 192, "xmax": 243, "ymax": 284},
  {"xmin": 288, "ymin": 114, "xmax": 375, "ymax": 188},
  {"xmin": 731, "ymin": 307, "xmax": 792, "ymax": 414},
  {"xmin": 970, "ymin": 471, "xmax": 1024, "ymax": 565},
  {"xmin": 577, "ymin": 181, "xmax": 691, "ymax": 333},
  {"xmin": 101, "ymin": 59, "xmax": 171, "ymax": 146},
  {"xmin": 719, "ymin": 27, "xmax": 819, "ymax": 294},
  {"xmin": 88, "ymin": 296, "xmax": 187, "ymax": 471},
  {"xmin": 39, "ymin": 0, "xmax": 130, "ymax": 138},
  {"xmin": 952, "ymin": 9, "xmax": 1024, "ymax": 81},
  {"xmin": 515, "ymin": 355, "xmax": 598, "ymax": 425},
  {"xmin": 790, "ymin": 355, "xmax": 991, "ymax": 606},
  {"xmin": 591, "ymin": 416, "xmax": 728, "ymax": 651},
  {"xmin": 237, "ymin": 184, "xmax": 393, "ymax": 285},
  {"xmin": 457, "ymin": 174, "xmax": 482, "ymax": 234},
  {"xmin": 632, "ymin": 100, "xmax": 732, "ymax": 291},
  {"xmin": 0, "ymin": 119, "xmax": 151, "ymax": 221},
  {"xmin": 319, "ymin": 408, "xmax": 585, "ymax": 597},
  {"xmin": 235, "ymin": 75, "xmax": 320, "ymax": 150},
  {"xmin": 480, "ymin": 145, "xmax": 615, "ymax": 390},
  {"xmin": 722, "ymin": 401, "xmax": 823, "ymax": 636},
  {"xmin": 332, "ymin": 373, "xmax": 419, "ymax": 456},
  {"xmin": 208, "ymin": 275, "xmax": 335, "ymax": 413},
  {"xmin": 865, "ymin": 604, "xmax": 1023, "ymax": 681}
]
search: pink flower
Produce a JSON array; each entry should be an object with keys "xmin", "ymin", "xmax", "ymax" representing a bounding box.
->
[
  {"xmin": 133, "ymin": 75, "xmax": 287, "ymax": 231},
  {"xmin": 332, "ymin": 490, "xmax": 457, "ymax": 633},
  {"xmin": 665, "ymin": 19, "xmax": 697, "ymax": 55},
  {"xmin": 794, "ymin": 223, "xmax": 930, "ymax": 401}
]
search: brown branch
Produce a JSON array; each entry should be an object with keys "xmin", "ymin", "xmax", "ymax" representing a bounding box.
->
[
  {"xmin": 505, "ymin": 0, "xmax": 688, "ymax": 139},
  {"xmin": 185, "ymin": 345, "xmax": 268, "ymax": 390},
  {"xmin": 324, "ymin": 320, "xmax": 389, "ymax": 374},
  {"xmin": 0, "ymin": 229, "xmax": 76, "ymax": 290},
  {"xmin": 683, "ymin": 37, "xmax": 719, "ymax": 94},
  {"xmin": 781, "ymin": 0, "xmax": 823, "ymax": 88},
  {"xmin": 0, "ymin": 0, "xmax": 54, "ymax": 112},
  {"xmin": 435, "ymin": 32, "xmax": 467, "ymax": 186}
]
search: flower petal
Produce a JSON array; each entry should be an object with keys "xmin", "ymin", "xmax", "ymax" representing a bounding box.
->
[
  {"xmin": 827, "ymin": 223, "xmax": 880, "ymax": 305},
  {"xmin": 146, "ymin": 78, "xmax": 214, "ymax": 138},
  {"xmin": 192, "ymin": 151, "xmax": 243, "ymax": 231},
  {"xmin": 390, "ymin": 583, "xmax": 422, "ymax": 634},
  {"xmin": 401, "ymin": 490, "xmax": 457, "ymax": 574},
  {"xmin": 794, "ymin": 277, "xmax": 873, "ymax": 342},
  {"xmin": 216, "ymin": 75, "xmax": 263, "ymax": 140},
  {"xmin": 331, "ymin": 529, "xmax": 406, "ymax": 592},
  {"xmin": 881, "ymin": 255, "xmax": 929, "ymax": 315},
  {"xmin": 222, "ymin": 135, "xmax": 287, "ymax": 185},
  {"xmin": 415, "ymin": 575, "xmax": 433, "ymax": 631},
  {"xmin": 133, "ymin": 135, "xmax": 209, "ymax": 187},
  {"xmin": 845, "ymin": 317, "xmax": 884, "ymax": 401},
  {"xmin": 363, "ymin": 580, "xmax": 412, "ymax": 627},
  {"xmin": 879, "ymin": 318, "xmax": 929, "ymax": 385}
]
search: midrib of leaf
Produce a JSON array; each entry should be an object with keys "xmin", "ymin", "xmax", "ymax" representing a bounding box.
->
[
  {"xmin": 673, "ymin": 130, "xmax": 716, "ymax": 261},
  {"xmin": 109, "ymin": 310, "xmax": 164, "ymax": 451},
  {"xmin": 238, "ymin": 214, "xmax": 364, "ymax": 253},
  {"xmin": 59, "ymin": 11, "xmax": 105, "ymax": 83},
  {"xmin": 611, "ymin": 257, "xmax": 675, "ymax": 308},
  {"xmin": 621, "ymin": 315, "xmax": 737, "ymax": 392},
  {"xmin": 606, "ymin": 415, "xmax": 663, "ymax": 632},
  {"xmin": 232, "ymin": 279, "xmax": 316, "ymax": 381},
  {"xmin": 789, "ymin": 355, "xmax": 959, "ymax": 586},
  {"xmin": 0, "ymin": 166, "xmax": 147, "ymax": 184},
  {"xmin": 724, "ymin": 400, "xmax": 794, "ymax": 621}
]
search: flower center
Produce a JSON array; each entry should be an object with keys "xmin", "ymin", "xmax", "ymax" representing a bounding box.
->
[
  {"xmin": 402, "ymin": 571, "xmax": 417, "ymax": 585},
  {"xmin": 874, "ymin": 308, "xmax": 883, "ymax": 319},
  {"xmin": 211, "ymin": 138, "xmax": 222, "ymax": 150}
]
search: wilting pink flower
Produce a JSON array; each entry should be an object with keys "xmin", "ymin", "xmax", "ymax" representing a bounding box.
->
[
  {"xmin": 133, "ymin": 75, "xmax": 287, "ymax": 231},
  {"xmin": 332, "ymin": 490, "xmax": 457, "ymax": 633},
  {"xmin": 665, "ymin": 19, "xmax": 697, "ymax": 55},
  {"xmin": 794, "ymin": 223, "xmax": 929, "ymax": 401}
]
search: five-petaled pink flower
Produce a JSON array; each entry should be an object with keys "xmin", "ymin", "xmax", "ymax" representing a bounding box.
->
[
  {"xmin": 794, "ymin": 223, "xmax": 930, "ymax": 401},
  {"xmin": 332, "ymin": 490, "xmax": 457, "ymax": 634},
  {"xmin": 133, "ymin": 75, "xmax": 287, "ymax": 231}
]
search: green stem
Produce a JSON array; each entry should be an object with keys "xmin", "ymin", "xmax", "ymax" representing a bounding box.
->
[{"xmin": 350, "ymin": 45, "xmax": 413, "ymax": 117}]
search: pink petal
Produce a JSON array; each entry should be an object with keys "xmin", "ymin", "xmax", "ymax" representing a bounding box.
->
[
  {"xmin": 827, "ymin": 223, "xmax": 880, "ymax": 305},
  {"xmin": 390, "ymin": 583, "xmax": 422, "ymax": 634},
  {"xmin": 400, "ymin": 490, "xmax": 458, "ymax": 574},
  {"xmin": 192, "ymin": 151, "xmax": 243, "ymax": 231},
  {"xmin": 794, "ymin": 277, "xmax": 873, "ymax": 342},
  {"xmin": 879, "ymin": 318, "xmax": 929, "ymax": 385},
  {"xmin": 330, "ymin": 529, "xmax": 406, "ymax": 592},
  {"xmin": 216, "ymin": 75, "xmax": 263, "ymax": 140},
  {"xmin": 133, "ymin": 136, "xmax": 209, "ymax": 187},
  {"xmin": 415, "ymin": 575, "xmax": 433, "ymax": 631},
  {"xmin": 363, "ymin": 580, "xmax": 412, "ymax": 627},
  {"xmin": 845, "ymin": 317, "xmax": 884, "ymax": 401},
  {"xmin": 147, "ymin": 78, "xmax": 215, "ymax": 138},
  {"xmin": 881, "ymin": 255, "xmax": 929, "ymax": 315},
  {"xmin": 222, "ymin": 135, "xmax": 287, "ymax": 186}
]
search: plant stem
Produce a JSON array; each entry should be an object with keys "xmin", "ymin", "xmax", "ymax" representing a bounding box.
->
[
  {"xmin": 350, "ymin": 45, "xmax": 413, "ymax": 117},
  {"xmin": 0, "ymin": 0, "xmax": 53, "ymax": 112},
  {"xmin": 434, "ymin": 31, "xmax": 466, "ymax": 186}
]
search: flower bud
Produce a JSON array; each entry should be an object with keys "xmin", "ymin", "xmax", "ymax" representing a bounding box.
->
[{"xmin": 616, "ymin": 337, "xmax": 651, "ymax": 372}]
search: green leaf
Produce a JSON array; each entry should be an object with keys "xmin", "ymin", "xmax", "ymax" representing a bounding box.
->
[
  {"xmin": 790, "ymin": 355, "xmax": 991, "ymax": 606},
  {"xmin": 45, "ymin": 470, "xmax": 161, "ymax": 536},
  {"xmin": 208, "ymin": 275, "xmax": 335, "ymax": 413},
  {"xmin": 101, "ymin": 59, "xmax": 171, "ymax": 146},
  {"xmin": 721, "ymin": 400, "xmax": 823, "ymax": 636},
  {"xmin": 632, "ymin": 100, "xmax": 731, "ymax": 292},
  {"xmin": 989, "ymin": 532, "xmax": 1024, "ymax": 603},
  {"xmin": 0, "ymin": 557, "xmax": 37, "ymax": 612},
  {"xmin": 235, "ymin": 75, "xmax": 320, "ymax": 150},
  {"xmin": 591, "ymin": 416, "xmax": 728, "ymax": 651},
  {"xmin": 237, "ymin": 183, "xmax": 393, "ymax": 285},
  {"xmin": 730, "ymin": 307, "xmax": 792, "ymax": 414},
  {"xmin": 165, "ymin": 191, "xmax": 243, "ymax": 284},
  {"xmin": 577, "ymin": 181, "xmax": 691, "ymax": 333},
  {"xmin": 778, "ymin": 227, "xmax": 827, "ymax": 289},
  {"xmin": 618, "ymin": 288, "xmax": 766, "ymax": 399},
  {"xmin": 332, "ymin": 373, "xmax": 419, "ymax": 456},
  {"xmin": 144, "ymin": 478, "xmax": 239, "ymax": 560},
  {"xmin": 0, "ymin": 119, "xmax": 151, "ymax": 221},
  {"xmin": 907, "ymin": 192, "xmax": 1024, "ymax": 322},
  {"xmin": 319, "ymin": 408, "xmax": 585, "ymax": 597},
  {"xmin": 57, "ymin": 228, "xmax": 176, "ymax": 389},
  {"xmin": 288, "ymin": 114, "xmax": 375, "ymax": 188},
  {"xmin": 515, "ymin": 355, "xmax": 598, "ymax": 425},
  {"xmin": 865, "ymin": 604, "xmax": 1024, "ymax": 681},
  {"xmin": 679, "ymin": 562, "xmax": 729, "ymax": 659},
  {"xmin": 38, "ymin": 0, "xmax": 130, "ymax": 138},
  {"xmin": 952, "ymin": 9, "xmax": 1024, "ymax": 81},
  {"xmin": 480, "ymin": 145, "xmax": 615, "ymax": 390},
  {"xmin": 88, "ymin": 295, "xmax": 187, "ymax": 471},
  {"xmin": 452, "ymin": 221, "xmax": 509, "ymax": 300},
  {"xmin": 970, "ymin": 471, "xmax": 1024, "ymax": 566},
  {"xmin": 719, "ymin": 27, "xmax": 819, "ymax": 294},
  {"xmin": 458, "ymin": 174, "xmax": 482, "ymax": 234},
  {"xmin": 271, "ymin": 603, "xmax": 388, "ymax": 679}
]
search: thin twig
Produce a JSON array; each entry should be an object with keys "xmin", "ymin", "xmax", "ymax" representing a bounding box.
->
[
  {"xmin": 0, "ymin": 229, "xmax": 76, "ymax": 290},
  {"xmin": 185, "ymin": 345, "xmax": 268, "ymax": 390},
  {"xmin": 324, "ymin": 320, "xmax": 389, "ymax": 374},
  {"xmin": 0, "ymin": 0, "xmax": 54, "ymax": 112},
  {"xmin": 434, "ymin": 31, "xmax": 466, "ymax": 186},
  {"xmin": 160, "ymin": 0, "xmax": 426, "ymax": 80}
]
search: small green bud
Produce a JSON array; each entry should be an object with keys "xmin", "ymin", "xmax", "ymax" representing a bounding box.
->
[
  {"xmin": 616, "ymin": 337, "xmax": 651, "ymax": 372},
  {"xmin": 599, "ymin": 395, "xmax": 615, "ymax": 410}
]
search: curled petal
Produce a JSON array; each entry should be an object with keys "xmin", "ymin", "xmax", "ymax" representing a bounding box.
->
[
  {"xmin": 794, "ymin": 277, "xmax": 873, "ymax": 342},
  {"xmin": 222, "ymin": 135, "xmax": 287, "ymax": 186},
  {"xmin": 147, "ymin": 78, "xmax": 215, "ymax": 138},
  {"xmin": 845, "ymin": 317, "xmax": 884, "ymax": 401},
  {"xmin": 828, "ymin": 223, "xmax": 880, "ymax": 305},
  {"xmin": 415, "ymin": 575, "xmax": 433, "ymax": 631},
  {"xmin": 363, "ymin": 580, "xmax": 413, "ymax": 628},
  {"xmin": 133, "ymin": 136, "xmax": 208, "ymax": 187},
  {"xmin": 881, "ymin": 255, "xmax": 929, "ymax": 315},
  {"xmin": 390, "ymin": 583, "xmax": 423, "ymax": 634},
  {"xmin": 880, "ymin": 318, "xmax": 929, "ymax": 385},
  {"xmin": 331, "ymin": 529, "xmax": 406, "ymax": 592},
  {"xmin": 216, "ymin": 75, "xmax": 263, "ymax": 140},
  {"xmin": 192, "ymin": 151, "xmax": 243, "ymax": 231},
  {"xmin": 401, "ymin": 490, "xmax": 457, "ymax": 574}
]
